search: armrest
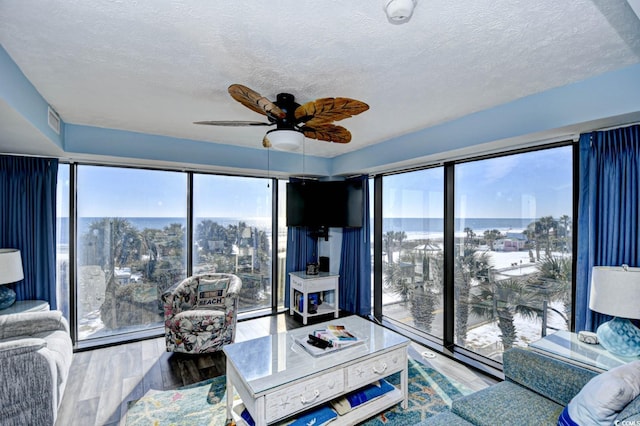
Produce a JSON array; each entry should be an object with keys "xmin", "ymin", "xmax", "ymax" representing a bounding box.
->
[
  {"xmin": 503, "ymin": 348, "xmax": 597, "ymax": 406},
  {"xmin": 162, "ymin": 278, "xmax": 196, "ymax": 318},
  {"xmin": 0, "ymin": 337, "xmax": 47, "ymax": 357},
  {"xmin": 227, "ymin": 275, "xmax": 243, "ymax": 296},
  {"xmin": 0, "ymin": 310, "xmax": 69, "ymax": 339}
]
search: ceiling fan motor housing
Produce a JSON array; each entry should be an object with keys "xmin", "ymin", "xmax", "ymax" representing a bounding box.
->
[{"xmin": 273, "ymin": 93, "xmax": 300, "ymax": 130}]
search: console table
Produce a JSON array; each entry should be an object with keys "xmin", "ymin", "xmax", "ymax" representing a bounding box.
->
[
  {"xmin": 529, "ymin": 330, "xmax": 640, "ymax": 372},
  {"xmin": 289, "ymin": 271, "xmax": 339, "ymax": 325},
  {"xmin": 0, "ymin": 300, "xmax": 49, "ymax": 315},
  {"xmin": 224, "ymin": 315, "xmax": 409, "ymax": 426}
]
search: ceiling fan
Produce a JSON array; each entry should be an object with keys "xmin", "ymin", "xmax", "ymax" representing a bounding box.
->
[{"xmin": 194, "ymin": 84, "xmax": 369, "ymax": 150}]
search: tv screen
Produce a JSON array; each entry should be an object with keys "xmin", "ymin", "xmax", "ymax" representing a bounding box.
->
[{"xmin": 286, "ymin": 180, "xmax": 363, "ymax": 228}]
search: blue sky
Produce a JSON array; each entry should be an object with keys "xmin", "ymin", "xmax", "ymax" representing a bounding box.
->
[
  {"xmin": 58, "ymin": 145, "xmax": 572, "ymax": 220},
  {"xmin": 58, "ymin": 166, "xmax": 273, "ymax": 218},
  {"xmin": 383, "ymin": 145, "xmax": 572, "ymax": 219}
]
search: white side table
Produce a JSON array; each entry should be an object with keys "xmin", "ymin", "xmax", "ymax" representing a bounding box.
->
[
  {"xmin": 0, "ymin": 300, "xmax": 50, "ymax": 315},
  {"xmin": 289, "ymin": 271, "xmax": 339, "ymax": 325}
]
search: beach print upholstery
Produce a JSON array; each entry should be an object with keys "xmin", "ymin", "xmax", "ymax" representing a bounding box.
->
[{"xmin": 162, "ymin": 273, "xmax": 242, "ymax": 353}]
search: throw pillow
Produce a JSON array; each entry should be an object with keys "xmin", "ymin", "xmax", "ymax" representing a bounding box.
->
[
  {"xmin": 559, "ymin": 360, "xmax": 640, "ymax": 425},
  {"xmin": 195, "ymin": 278, "xmax": 229, "ymax": 309}
]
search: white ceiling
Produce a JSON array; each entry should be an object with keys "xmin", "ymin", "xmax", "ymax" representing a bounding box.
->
[{"xmin": 1, "ymin": 0, "xmax": 640, "ymax": 160}]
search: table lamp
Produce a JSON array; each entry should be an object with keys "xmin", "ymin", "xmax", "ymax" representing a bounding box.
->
[
  {"xmin": 0, "ymin": 248, "xmax": 24, "ymax": 310},
  {"xmin": 589, "ymin": 265, "xmax": 640, "ymax": 357}
]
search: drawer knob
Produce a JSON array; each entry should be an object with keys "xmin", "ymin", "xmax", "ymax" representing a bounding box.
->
[
  {"xmin": 300, "ymin": 389, "xmax": 320, "ymax": 404},
  {"xmin": 373, "ymin": 362, "xmax": 387, "ymax": 374}
]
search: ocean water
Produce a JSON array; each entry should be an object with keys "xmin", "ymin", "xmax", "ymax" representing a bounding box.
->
[
  {"xmin": 57, "ymin": 216, "xmax": 550, "ymax": 244},
  {"xmin": 383, "ymin": 217, "xmax": 536, "ymax": 233},
  {"xmin": 56, "ymin": 217, "xmax": 272, "ymax": 244}
]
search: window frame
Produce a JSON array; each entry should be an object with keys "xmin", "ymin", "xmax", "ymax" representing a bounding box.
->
[{"xmin": 374, "ymin": 140, "xmax": 577, "ymax": 376}]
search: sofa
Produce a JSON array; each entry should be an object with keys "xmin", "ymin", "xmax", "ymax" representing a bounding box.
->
[
  {"xmin": 0, "ymin": 310, "xmax": 73, "ymax": 425},
  {"xmin": 420, "ymin": 347, "xmax": 640, "ymax": 426}
]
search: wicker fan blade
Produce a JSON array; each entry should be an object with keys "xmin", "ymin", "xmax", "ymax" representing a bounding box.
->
[
  {"xmin": 228, "ymin": 84, "xmax": 286, "ymax": 119},
  {"xmin": 294, "ymin": 98, "xmax": 369, "ymax": 124},
  {"xmin": 193, "ymin": 120, "xmax": 272, "ymax": 126},
  {"xmin": 300, "ymin": 123, "xmax": 352, "ymax": 144}
]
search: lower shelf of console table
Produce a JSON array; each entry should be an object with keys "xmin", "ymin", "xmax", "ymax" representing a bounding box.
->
[{"xmin": 231, "ymin": 387, "xmax": 404, "ymax": 426}]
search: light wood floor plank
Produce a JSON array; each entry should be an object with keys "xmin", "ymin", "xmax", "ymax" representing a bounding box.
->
[{"xmin": 57, "ymin": 313, "xmax": 497, "ymax": 425}]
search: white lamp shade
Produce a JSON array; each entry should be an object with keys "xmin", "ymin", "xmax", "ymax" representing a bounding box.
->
[
  {"xmin": 0, "ymin": 249, "xmax": 24, "ymax": 285},
  {"xmin": 589, "ymin": 266, "xmax": 640, "ymax": 319},
  {"xmin": 265, "ymin": 129, "xmax": 304, "ymax": 151}
]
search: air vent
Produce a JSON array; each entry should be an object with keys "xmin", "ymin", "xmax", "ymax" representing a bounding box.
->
[{"xmin": 48, "ymin": 106, "xmax": 60, "ymax": 135}]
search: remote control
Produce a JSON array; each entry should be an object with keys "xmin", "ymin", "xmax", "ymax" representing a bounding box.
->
[{"xmin": 307, "ymin": 334, "xmax": 333, "ymax": 349}]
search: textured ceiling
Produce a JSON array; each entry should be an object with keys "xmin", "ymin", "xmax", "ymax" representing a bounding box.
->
[{"xmin": 1, "ymin": 0, "xmax": 640, "ymax": 158}]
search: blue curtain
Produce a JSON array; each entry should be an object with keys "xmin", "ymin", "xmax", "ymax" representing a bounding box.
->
[
  {"xmin": 0, "ymin": 155, "xmax": 59, "ymax": 308},
  {"xmin": 575, "ymin": 125, "xmax": 640, "ymax": 332},
  {"xmin": 284, "ymin": 178, "xmax": 318, "ymax": 308},
  {"xmin": 339, "ymin": 175, "xmax": 371, "ymax": 316}
]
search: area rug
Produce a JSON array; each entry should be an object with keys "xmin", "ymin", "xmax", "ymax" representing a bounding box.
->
[{"xmin": 125, "ymin": 357, "xmax": 471, "ymax": 426}]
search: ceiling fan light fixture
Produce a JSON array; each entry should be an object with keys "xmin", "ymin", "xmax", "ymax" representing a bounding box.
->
[
  {"xmin": 384, "ymin": 0, "xmax": 416, "ymax": 23},
  {"xmin": 264, "ymin": 129, "xmax": 305, "ymax": 151}
]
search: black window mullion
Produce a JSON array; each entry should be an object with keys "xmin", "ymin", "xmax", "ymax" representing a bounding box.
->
[
  {"xmin": 443, "ymin": 162, "xmax": 455, "ymax": 353},
  {"xmin": 373, "ymin": 175, "xmax": 383, "ymax": 321}
]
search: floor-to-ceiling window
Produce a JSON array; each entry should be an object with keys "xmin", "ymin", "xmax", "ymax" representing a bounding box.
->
[
  {"xmin": 454, "ymin": 146, "xmax": 573, "ymax": 362},
  {"xmin": 58, "ymin": 164, "xmax": 283, "ymax": 345},
  {"xmin": 382, "ymin": 167, "xmax": 444, "ymax": 340},
  {"xmin": 75, "ymin": 165, "xmax": 188, "ymax": 341},
  {"xmin": 193, "ymin": 174, "xmax": 273, "ymax": 312},
  {"xmin": 378, "ymin": 143, "xmax": 573, "ymax": 367}
]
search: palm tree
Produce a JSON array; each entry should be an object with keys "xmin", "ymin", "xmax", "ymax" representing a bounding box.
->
[
  {"xmin": 532, "ymin": 255, "xmax": 572, "ymax": 331},
  {"xmin": 538, "ymin": 216, "xmax": 557, "ymax": 257},
  {"xmin": 558, "ymin": 215, "xmax": 571, "ymax": 252},
  {"xmin": 410, "ymin": 284, "xmax": 438, "ymax": 332},
  {"xmin": 470, "ymin": 278, "xmax": 542, "ymax": 350},
  {"xmin": 463, "ymin": 227, "xmax": 476, "ymax": 248},
  {"xmin": 483, "ymin": 229, "xmax": 502, "ymax": 251},
  {"xmin": 526, "ymin": 217, "xmax": 556, "ymax": 261},
  {"xmin": 454, "ymin": 245, "xmax": 491, "ymax": 346},
  {"xmin": 382, "ymin": 230, "xmax": 408, "ymax": 265},
  {"xmin": 383, "ymin": 261, "xmax": 412, "ymax": 304}
]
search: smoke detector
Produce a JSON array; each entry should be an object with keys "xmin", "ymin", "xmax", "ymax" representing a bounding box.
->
[{"xmin": 384, "ymin": 0, "xmax": 417, "ymax": 24}]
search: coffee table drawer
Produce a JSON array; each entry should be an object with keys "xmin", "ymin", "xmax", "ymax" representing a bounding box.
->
[
  {"xmin": 265, "ymin": 369, "xmax": 345, "ymax": 422},
  {"xmin": 346, "ymin": 348, "xmax": 406, "ymax": 390}
]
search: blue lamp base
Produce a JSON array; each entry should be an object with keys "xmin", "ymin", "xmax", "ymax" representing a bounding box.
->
[
  {"xmin": 0, "ymin": 285, "xmax": 16, "ymax": 310},
  {"xmin": 596, "ymin": 317, "xmax": 640, "ymax": 357}
]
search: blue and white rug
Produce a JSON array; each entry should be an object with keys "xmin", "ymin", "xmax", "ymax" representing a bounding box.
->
[{"xmin": 126, "ymin": 355, "xmax": 471, "ymax": 425}]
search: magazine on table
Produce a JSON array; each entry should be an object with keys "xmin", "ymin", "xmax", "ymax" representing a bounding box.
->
[{"xmin": 294, "ymin": 324, "xmax": 364, "ymax": 356}]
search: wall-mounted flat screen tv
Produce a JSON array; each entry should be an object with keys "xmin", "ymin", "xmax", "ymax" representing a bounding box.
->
[{"xmin": 286, "ymin": 180, "xmax": 363, "ymax": 228}]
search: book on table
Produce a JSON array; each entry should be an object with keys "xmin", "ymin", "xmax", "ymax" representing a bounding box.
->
[{"xmin": 295, "ymin": 324, "xmax": 363, "ymax": 356}]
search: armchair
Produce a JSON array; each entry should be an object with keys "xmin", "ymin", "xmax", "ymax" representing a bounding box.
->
[{"xmin": 162, "ymin": 273, "xmax": 242, "ymax": 354}]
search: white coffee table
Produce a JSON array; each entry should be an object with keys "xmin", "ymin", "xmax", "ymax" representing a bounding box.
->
[{"xmin": 223, "ymin": 315, "xmax": 410, "ymax": 426}]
